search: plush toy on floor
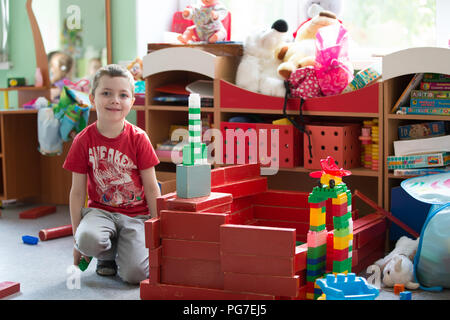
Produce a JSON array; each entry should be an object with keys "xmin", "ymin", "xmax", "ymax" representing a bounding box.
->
[
  {"xmin": 374, "ymin": 236, "xmax": 420, "ymax": 290},
  {"xmin": 235, "ymin": 19, "xmax": 288, "ymax": 97},
  {"xmin": 178, "ymin": 0, "xmax": 228, "ymax": 44}
]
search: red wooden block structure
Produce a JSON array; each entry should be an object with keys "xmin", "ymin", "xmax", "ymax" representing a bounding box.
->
[
  {"xmin": 19, "ymin": 206, "xmax": 57, "ymax": 219},
  {"xmin": 0, "ymin": 282, "xmax": 20, "ymax": 299},
  {"xmin": 140, "ymin": 164, "xmax": 387, "ymax": 300}
]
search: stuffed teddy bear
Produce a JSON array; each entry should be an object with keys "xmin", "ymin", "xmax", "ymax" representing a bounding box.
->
[
  {"xmin": 276, "ymin": 10, "xmax": 340, "ymax": 80},
  {"xmin": 374, "ymin": 236, "xmax": 420, "ymax": 290},
  {"xmin": 178, "ymin": 0, "xmax": 228, "ymax": 44},
  {"xmin": 235, "ymin": 19, "xmax": 288, "ymax": 97}
]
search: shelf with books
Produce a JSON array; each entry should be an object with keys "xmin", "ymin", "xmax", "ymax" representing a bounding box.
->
[{"xmin": 382, "ymin": 47, "xmax": 450, "ymax": 211}]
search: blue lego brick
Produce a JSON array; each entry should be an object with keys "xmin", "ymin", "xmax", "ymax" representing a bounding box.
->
[
  {"xmin": 176, "ymin": 164, "xmax": 211, "ymax": 198},
  {"xmin": 316, "ymin": 273, "xmax": 379, "ymax": 300},
  {"xmin": 22, "ymin": 235, "xmax": 39, "ymax": 245},
  {"xmin": 400, "ymin": 291, "xmax": 412, "ymax": 300},
  {"xmin": 307, "ymin": 255, "xmax": 326, "ymax": 265}
]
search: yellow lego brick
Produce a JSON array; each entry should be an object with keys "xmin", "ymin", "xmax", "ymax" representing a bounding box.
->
[
  {"xmin": 306, "ymin": 293, "xmax": 315, "ymax": 300},
  {"xmin": 310, "ymin": 207, "xmax": 323, "ymax": 215},
  {"xmin": 332, "ymin": 193, "xmax": 347, "ymax": 205},
  {"xmin": 310, "ymin": 211, "xmax": 326, "ymax": 227},
  {"xmin": 333, "ymin": 235, "xmax": 350, "ymax": 250}
]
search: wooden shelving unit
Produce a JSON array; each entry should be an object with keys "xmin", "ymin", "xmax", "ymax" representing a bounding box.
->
[
  {"xmin": 382, "ymin": 47, "xmax": 450, "ymax": 210},
  {"xmin": 143, "ymin": 44, "xmax": 384, "ymax": 207}
]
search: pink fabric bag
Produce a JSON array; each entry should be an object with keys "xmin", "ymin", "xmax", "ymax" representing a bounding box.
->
[
  {"xmin": 288, "ymin": 66, "xmax": 322, "ymax": 99},
  {"xmin": 314, "ymin": 24, "xmax": 354, "ymax": 96}
]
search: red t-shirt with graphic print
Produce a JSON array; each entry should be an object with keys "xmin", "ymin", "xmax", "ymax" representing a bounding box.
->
[{"xmin": 63, "ymin": 121, "xmax": 160, "ymax": 217}]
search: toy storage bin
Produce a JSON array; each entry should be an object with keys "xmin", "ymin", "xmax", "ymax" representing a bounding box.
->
[
  {"xmin": 220, "ymin": 122, "xmax": 303, "ymax": 168},
  {"xmin": 304, "ymin": 123, "xmax": 361, "ymax": 170}
]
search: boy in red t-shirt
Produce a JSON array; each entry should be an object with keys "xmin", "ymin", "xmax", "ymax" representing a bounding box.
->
[{"xmin": 63, "ymin": 64, "xmax": 160, "ymax": 284}]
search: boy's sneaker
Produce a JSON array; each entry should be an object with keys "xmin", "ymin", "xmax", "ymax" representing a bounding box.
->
[{"xmin": 96, "ymin": 260, "xmax": 117, "ymax": 276}]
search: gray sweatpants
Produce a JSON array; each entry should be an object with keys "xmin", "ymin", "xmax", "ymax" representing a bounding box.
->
[{"xmin": 74, "ymin": 207, "xmax": 149, "ymax": 284}]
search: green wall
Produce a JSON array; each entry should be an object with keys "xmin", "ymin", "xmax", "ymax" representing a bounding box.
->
[{"xmin": 0, "ymin": 0, "xmax": 138, "ymax": 121}]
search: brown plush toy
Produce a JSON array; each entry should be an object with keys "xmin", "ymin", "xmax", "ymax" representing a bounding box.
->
[{"xmin": 275, "ymin": 11, "xmax": 340, "ymax": 80}]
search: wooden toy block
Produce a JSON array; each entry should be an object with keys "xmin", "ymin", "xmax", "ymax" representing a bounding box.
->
[
  {"xmin": 221, "ymin": 252, "xmax": 295, "ymax": 277},
  {"xmin": 149, "ymin": 266, "xmax": 161, "ymax": 284},
  {"xmin": 353, "ymin": 213, "xmax": 383, "ymax": 230},
  {"xmin": 354, "ymin": 218, "xmax": 387, "ymax": 249},
  {"xmin": 39, "ymin": 224, "xmax": 72, "ymax": 241},
  {"xmin": 199, "ymin": 203, "xmax": 232, "ymax": 214},
  {"xmin": 144, "ymin": 218, "xmax": 160, "ymax": 249},
  {"xmin": 253, "ymin": 205, "xmax": 309, "ymax": 223},
  {"xmin": 394, "ymin": 283, "xmax": 405, "ymax": 295},
  {"xmin": 220, "ymin": 224, "xmax": 296, "ymax": 257},
  {"xmin": 149, "ymin": 246, "xmax": 162, "ymax": 267},
  {"xmin": 167, "ymin": 192, "xmax": 232, "ymax": 213},
  {"xmin": 351, "ymin": 248, "xmax": 385, "ymax": 275},
  {"xmin": 223, "ymin": 163, "xmax": 261, "ymax": 183},
  {"xmin": 295, "ymin": 244, "xmax": 308, "ymax": 272},
  {"xmin": 228, "ymin": 206, "xmax": 254, "ymax": 225},
  {"xmin": 140, "ymin": 280, "xmax": 276, "ymax": 300},
  {"xmin": 157, "ymin": 192, "xmax": 177, "ymax": 215},
  {"xmin": 251, "ymin": 220, "xmax": 310, "ymax": 236},
  {"xmin": 253, "ymin": 190, "xmax": 310, "ymax": 208},
  {"xmin": 224, "ymin": 272, "xmax": 300, "ymax": 297},
  {"xmin": 0, "ymin": 281, "xmax": 20, "ymax": 299},
  {"xmin": 230, "ymin": 195, "xmax": 256, "ymax": 212},
  {"xmin": 161, "ymin": 257, "xmax": 224, "ymax": 289},
  {"xmin": 162, "ymin": 238, "xmax": 220, "ymax": 261},
  {"xmin": 212, "ymin": 177, "xmax": 268, "ymax": 199},
  {"xmin": 176, "ymin": 164, "xmax": 211, "ymax": 198},
  {"xmin": 211, "ymin": 167, "xmax": 225, "ymax": 187},
  {"xmin": 19, "ymin": 205, "xmax": 56, "ymax": 219},
  {"xmin": 161, "ymin": 210, "xmax": 230, "ymax": 242}
]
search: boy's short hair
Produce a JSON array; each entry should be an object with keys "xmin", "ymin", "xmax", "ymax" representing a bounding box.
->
[{"xmin": 91, "ymin": 64, "xmax": 135, "ymax": 96}]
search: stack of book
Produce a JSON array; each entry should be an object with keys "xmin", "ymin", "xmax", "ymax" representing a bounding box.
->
[
  {"xmin": 392, "ymin": 73, "xmax": 450, "ymax": 115},
  {"xmin": 387, "ymin": 121, "xmax": 450, "ymax": 176}
]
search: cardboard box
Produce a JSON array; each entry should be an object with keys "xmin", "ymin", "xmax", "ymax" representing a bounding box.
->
[{"xmin": 156, "ymin": 171, "xmax": 177, "ymax": 195}]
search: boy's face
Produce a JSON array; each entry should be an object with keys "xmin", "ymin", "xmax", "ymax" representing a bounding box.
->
[
  {"xmin": 90, "ymin": 75, "xmax": 135, "ymax": 124},
  {"xmin": 202, "ymin": 0, "xmax": 217, "ymax": 5}
]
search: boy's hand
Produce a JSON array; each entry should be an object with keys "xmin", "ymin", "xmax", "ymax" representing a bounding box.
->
[
  {"xmin": 211, "ymin": 10, "xmax": 218, "ymax": 20},
  {"xmin": 73, "ymin": 248, "xmax": 90, "ymax": 266}
]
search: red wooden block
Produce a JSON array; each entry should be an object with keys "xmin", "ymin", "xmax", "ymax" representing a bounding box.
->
[
  {"xmin": 221, "ymin": 252, "xmax": 295, "ymax": 277},
  {"xmin": 166, "ymin": 192, "xmax": 233, "ymax": 212},
  {"xmin": 212, "ymin": 177, "xmax": 268, "ymax": 199},
  {"xmin": 162, "ymin": 238, "xmax": 220, "ymax": 261},
  {"xmin": 39, "ymin": 224, "xmax": 72, "ymax": 241},
  {"xmin": 211, "ymin": 167, "xmax": 225, "ymax": 187},
  {"xmin": 144, "ymin": 218, "xmax": 160, "ymax": 249},
  {"xmin": 149, "ymin": 246, "xmax": 162, "ymax": 267},
  {"xmin": 0, "ymin": 281, "xmax": 20, "ymax": 299},
  {"xmin": 161, "ymin": 210, "xmax": 230, "ymax": 242},
  {"xmin": 224, "ymin": 272, "xmax": 299, "ymax": 297},
  {"xmin": 355, "ymin": 234, "xmax": 385, "ymax": 265},
  {"xmin": 157, "ymin": 192, "xmax": 176, "ymax": 216},
  {"xmin": 220, "ymin": 224, "xmax": 296, "ymax": 257},
  {"xmin": 19, "ymin": 206, "xmax": 56, "ymax": 219},
  {"xmin": 253, "ymin": 190, "xmax": 309, "ymax": 208},
  {"xmin": 223, "ymin": 164, "xmax": 261, "ymax": 183},
  {"xmin": 140, "ymin": 280, "xmax": 276, "ymax": 300},
  {"xmin": 253, "ymin": 205, "xmax": 309, "ymax": 223},
  {"xmin": 161, "ymin": 257, "xmax": 223, "ymax": 289},
  {"xmin": 354, "ymin": 219, "xmax": 387, "ymax": 249},
  {"xmin": 352, "ymin": 247, "xmax": 385, "ymax": 275},
  {"xmin": 294, "ymin": 244, "xmax": 308, "ymax": 272},
  {"xmin": 149, "ymin": 266, "xmax": 161, "ymax": 284},
  {"xmin": 199, "ymin": 203, "xmax": 232, "ymax": 214},
  {"xmin": 252, "ymin": 219, "xmax": 310, "ymax": 236},
  {"xmin": 353, "ymin": 213, "xmax": 384, "ymax": 231},
  {"xmin": 228, "ymin": 206, "xmax": 254, "ymax": 225},
  {"xmin": 230, "ymin": 195, "xmax": 256, "ymax": 212}
]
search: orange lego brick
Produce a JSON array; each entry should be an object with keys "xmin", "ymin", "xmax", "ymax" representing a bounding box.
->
[
  {"xmin": 394, "ymin": 284, "xmax": 405, "ymax": 295},
  {"xmin": 19, "ymin": 206, "xmax": 56, "ymax": 219}
]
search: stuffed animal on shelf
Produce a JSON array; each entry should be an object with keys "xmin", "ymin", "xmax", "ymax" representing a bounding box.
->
[
  {"xmin": 177, "ymin": 0, "xmax": 228, "ymax": 44},
  {"xmin": 127, "ymin": 57, "xmax": 144, "ymax": 81},
  {"xmin": 374, "ymin": 236, "xmax": 420, "ymax": 290},
  {"xmin": 235, "ymin": 19, "xmax": 288, "ymax": 97},
  {"xmin": 276, "ymin": 10, "xmax": 340, "ymax": 80}
]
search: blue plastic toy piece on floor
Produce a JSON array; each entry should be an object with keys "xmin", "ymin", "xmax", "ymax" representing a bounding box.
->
[
  {"xmin": 316, "ymin": 273, "xmax": 379, "ymax": 300},
  {"xmin": 22, "ymin": 235, "xmax": 39, "ymax": 245}
]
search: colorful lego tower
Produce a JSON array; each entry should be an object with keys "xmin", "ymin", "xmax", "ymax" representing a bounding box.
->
[
  {"xmin": 176, "ymin": 94, "xmax": 211, "ymax": 198},
  {"xmin": 306, "ymin": 156, "xmax": 353, "ymax": 300}
]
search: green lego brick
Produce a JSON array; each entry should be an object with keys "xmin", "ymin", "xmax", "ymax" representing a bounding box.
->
[
  {"xmin": 333, "ymin": 212, "xmax": 352, "ymax": 229},
  {"xmin": 78, "ymin": 257, "xmax": 91, "ymax": 272},
  {"xmin": 307, "ymin": 244, "xmax": 327, "ymax": 259},
  {"xmin": 332, "ymin": 258, "xmax": 352, "ymax": 273},
  {"xmin": 346, "ymin": 190, "xmax": 352, "ymax": 205},
  {"xmin": 333, "ymin": 226, "xmax": 350, "ymax": 238},
  {"xmin": 307, "ymin": 261, "xmax": 326, "ymax": 271},
  {"xmin": 307, "ymin": 274, "xmax": 324, "ymax": 283},
  {"xmin": 310, "ymin": 224, "xmax": 326, "ymax": 232}
]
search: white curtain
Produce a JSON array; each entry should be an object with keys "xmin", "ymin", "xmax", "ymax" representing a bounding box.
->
[{"xmin": 0, "ymin": 0, "xmax": 9, "ymax": 62}]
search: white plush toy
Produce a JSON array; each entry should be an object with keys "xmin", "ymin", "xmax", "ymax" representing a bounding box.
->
[
  {"xmin": 374, "ymin": 236, "xmax": 420, "ymax": 290},
  {"xmin": 301, "ymin": 0, "xmax": 344, "ymax": 21},
  {"xmin": 235, "ymin": 19, "xmax": 288, "ymax": 97}
]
